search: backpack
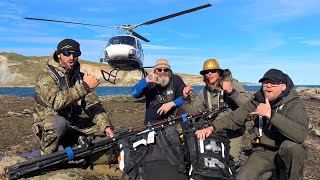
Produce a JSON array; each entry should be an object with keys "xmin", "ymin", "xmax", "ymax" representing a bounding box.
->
[
  {"xmin": 185, "ymin": 130, "xmax": 235, "ymax": 180},
  {"xmin": 119, "ymin": 126, "xmax": 187, "ymax": 179}
]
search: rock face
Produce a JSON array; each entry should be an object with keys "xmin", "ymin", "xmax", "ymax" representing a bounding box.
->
[{"xmin": 296, "ymin": 87, "xmax": 320, "ymax": 99}]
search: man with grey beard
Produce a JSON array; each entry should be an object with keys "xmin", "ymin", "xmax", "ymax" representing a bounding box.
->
[
  {"xmin": 130, "ymin": 58, "xmax": 189, "ymax": 180},
  {"xmin": 132, "ymin": 58, "xmax": 188, "ymax": 125}
]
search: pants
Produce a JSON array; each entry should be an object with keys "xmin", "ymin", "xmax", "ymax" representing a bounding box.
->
[
  {"xmin": 236, "ymin": 140, "xmax": 306, "ymax": 180},
  {"xmin": 33, "ymin": 115, "xmax": 101, "ymax": 155},
  {"xmin": 229, "ymin": 135, "xmax": 243, "ymax": 163},
  {"xmin": 227, "ymin": 126, "xmax": 245, "ymax": 164}
]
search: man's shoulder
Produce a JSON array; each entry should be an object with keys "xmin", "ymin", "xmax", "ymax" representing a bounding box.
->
[
  {"xmin": 172, "ymin": 74, "xmax": 184, "ymax": 82},
  {"xmin": 35, "ymin": 67, "xmax": 57, "ymax": 84}
]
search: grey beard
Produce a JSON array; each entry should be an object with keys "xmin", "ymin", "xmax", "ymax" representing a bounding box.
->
[{"xmin": 158, "ymin": 76, "xmax": 170, "ymax": 87}]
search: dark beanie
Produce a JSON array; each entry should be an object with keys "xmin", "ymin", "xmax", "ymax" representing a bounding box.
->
[
  {"xmin": 55, "ymin": 38, "xmax": 81, "ymax": 55},
  {"xmin": 258, "ymin": 69, "xmax": 286, "ymax": 83}
]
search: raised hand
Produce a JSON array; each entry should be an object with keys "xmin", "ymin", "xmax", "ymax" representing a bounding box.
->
[
  {"xmin": 222, "ymin": 81, "xmax": 233, "ymax": 93},
  {"xmin": 249, "ymin": 98, "xmax": 271, "ymax": 119},
  {"xmin": 83, "ymin": 70, "xmax": 101, "ymax": 89},
  {"xmin": 183, "ymin": 86, "xmax": 194, "ymax": 98},
  {"xmin": 146, "ymin": 69, "xmax": 159, "ymax": 84}
]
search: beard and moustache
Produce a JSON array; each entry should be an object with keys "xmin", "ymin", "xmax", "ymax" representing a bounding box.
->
[{"xmin": 158, "ymin": 74, "xmax": 171, "ymax": 87}]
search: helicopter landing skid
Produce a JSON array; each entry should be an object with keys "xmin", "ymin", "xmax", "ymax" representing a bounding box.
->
[
  {"xmin": 101, "ymin": 68, "xmax": 119, "ymax": 84},
  {"xmin": 140, "ymin": 68, "xmax": 149, "ymax": 78}
]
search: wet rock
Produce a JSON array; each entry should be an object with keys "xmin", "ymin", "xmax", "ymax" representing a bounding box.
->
[
  {"xmin": 296, "ymin": 87, "xmax": 320, "ymax": 99},
  {"xmin": 0, "ymin": 155, "xmax": 26, "ymax": 178}
]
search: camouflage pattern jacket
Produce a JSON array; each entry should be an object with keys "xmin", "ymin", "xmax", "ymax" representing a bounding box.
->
[{"xmin": 33, "ymin": 57, "xmax": 112, "ymax": 132}]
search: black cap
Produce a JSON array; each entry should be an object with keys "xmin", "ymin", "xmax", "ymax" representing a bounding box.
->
[
  {"xmin": 258, "ymin": 69, "xmax": 286, "ymax": 83},
  {"xmin": 55, "ymin": 38, "xmax": 81, "ymax": 55}
]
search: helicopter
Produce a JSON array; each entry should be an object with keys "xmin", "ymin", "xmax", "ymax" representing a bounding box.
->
[{"xmin": 25, "ymin": 3, "xmax": 212, "ymax": 84}]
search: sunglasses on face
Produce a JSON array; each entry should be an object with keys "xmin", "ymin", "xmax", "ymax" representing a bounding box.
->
[
  {"xmin": 156, "ymin": 68, "xmax": 170, "ymax": 73},
  {"xmin": 262, "ymin": 82, "xmax": 282, "ymax": 87},
  {"xmin": 61, "ymin": 50, "xmax": 81, "ymax": 57},
  {"xmin": 201, "ymin": 69, "xmax": 219, "ymax": 75}
]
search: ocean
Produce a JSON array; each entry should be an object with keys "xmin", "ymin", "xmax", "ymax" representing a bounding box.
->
[{"xmin": 0, "ymin": 85, "xmax": 319, "ymax": 97}]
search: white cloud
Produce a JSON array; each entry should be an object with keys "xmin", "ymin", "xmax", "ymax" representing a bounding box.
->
[
  {"xmin": 0, "ymin": 37, "xmax": 62, "ymax": 44},
  {"xmin": 251, "ymin": 38, "xmax": 286, "ymax": 52},
  {"xmin": 288, "ymin": 37, "xmax": 305, "ymax": 40},
  {"xmin": 0, "ymin": 1, "xmax": 25, "ymax": 21},
  {"xmin": 244, "ymin": 0, "xmax": 320, "ymax": 23},
  {"xmin": 175, "ymin": 32, "xmax": 200, "ymax": 39},
  {"xmin": 142, "ymin": 44, "xmax": 197, "ymax": 50},
  {"xmin": 301, "ymin": 40, "xmax": 320, "ymax": 46}
]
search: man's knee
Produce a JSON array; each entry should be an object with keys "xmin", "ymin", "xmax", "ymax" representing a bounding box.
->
[
  {"xmin": 236, "ymin": 166, "xmax": 259, "ymax": 180},
  {"xmin": 51, "ymin": 116, "xmax": 69, "ymax": 135},
  {"xmin": 279, "ymin": 140, "xmax": 305, "ymax": 158}
]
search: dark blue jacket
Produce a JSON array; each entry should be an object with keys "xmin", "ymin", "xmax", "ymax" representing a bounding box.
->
[{"xmin": 132, "ymin": 74, "xmax": 186, "ymax": 124}]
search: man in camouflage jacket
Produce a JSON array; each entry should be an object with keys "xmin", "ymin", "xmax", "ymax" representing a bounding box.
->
[
  {"xmin": 33, "ymin": 39, "xmax": 114, "ymax": 155},
  {"xmin": 196, "ymin": 69, "xmax": 308, "ymax": 179}
]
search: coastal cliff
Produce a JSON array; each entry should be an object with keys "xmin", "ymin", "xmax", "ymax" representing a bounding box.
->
[{"xmin": 0, "ymin": 52, "xmax": 203, "ymax": 87}]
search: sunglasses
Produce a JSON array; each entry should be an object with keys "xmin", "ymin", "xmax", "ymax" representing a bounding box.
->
[
  {"xmin": 262, "ymin": 82, "xmax": 282, "ymax": 87},
  {"xmin": 61, "ymin": 50, "xmax": 81, "ymax": 57},
  {"xmin": 201, "ymin": 69, "xmax": 219, "ymax": 75},
  {"xmin": 156, "ymin": 68, "xmax": 170, "ymax": 73}
]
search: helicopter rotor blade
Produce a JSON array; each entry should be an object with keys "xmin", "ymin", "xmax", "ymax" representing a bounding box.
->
[
  {"xmin": 25, "ymin": 17, "xmax": 119, "ymax": 29},
  {"xmin": 131, "ymin": 30, "xmax": 150, "ymax": 42},
  {"xmin": 136, "ymin": 4, "xmax": 212, "ymax": 27}
]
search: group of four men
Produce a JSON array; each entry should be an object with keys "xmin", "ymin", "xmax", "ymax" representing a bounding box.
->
[{"xmin": 33, "ymin": 38, "xmax": 308, "ymax": 179}]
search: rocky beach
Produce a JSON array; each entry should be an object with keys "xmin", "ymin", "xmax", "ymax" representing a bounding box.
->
[{"xmin": 0, "ymin": 90, "xmax": 319, "ymax": 179}]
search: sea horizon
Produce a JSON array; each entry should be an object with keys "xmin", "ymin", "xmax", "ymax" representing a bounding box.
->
[{"xmin": 0, "ymin": 85, "xmax": 319, "ymax": 98}]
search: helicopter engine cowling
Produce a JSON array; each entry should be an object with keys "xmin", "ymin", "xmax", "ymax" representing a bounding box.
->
[
  {"xmin": 105, "ymin": 44, "xmax": 143, "ymax": 71},
  {"xmin": 106, "ymin": 44, "xmax": 136, "ymax": 60}
]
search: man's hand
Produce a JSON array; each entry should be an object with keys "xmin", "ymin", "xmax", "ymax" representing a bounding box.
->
[
  {"xmin": 105, "ymin": 127, "xmax": 115, "ymax": 138},
  {"xmin": 249, "ymin": 98, "xmax": 271, "ymax": 119},
  {"xmin": 195, "ymin": 126, "xmax": 214, "ymax": 140},
  {"xmin": 83, "ymin": 70, "xmax": 101, "ymax": 89},
  {"xmin": 146, "ymin": 69, "xmax": 159, "ymax": 84},
  {"xmin": 183, "ymin": 86, "xmax": 194, "ymax": 98},
  {"xmin": 157, "ymin": 102, "xmax": 175, "ymax": 115},
  {"xmin": 222, "ymin": 81, "xmax": 233, "ymax": 93}
]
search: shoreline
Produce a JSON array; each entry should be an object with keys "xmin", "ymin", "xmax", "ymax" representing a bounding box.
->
[{"xmin": 1, "ymin": 84, "xmax": 319, "ymax": 88}]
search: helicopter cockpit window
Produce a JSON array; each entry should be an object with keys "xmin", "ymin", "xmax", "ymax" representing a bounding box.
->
[
  {"xmin": 108, "ymin": 36, "xmax": 136, "ymax": 48},
  {"xmin": 121, "ymin": 36, "xmax": 136, "ymax": 47},
  {"xmin": 108, "ymin": 37, "xmax": 120, "ymax": 45}
]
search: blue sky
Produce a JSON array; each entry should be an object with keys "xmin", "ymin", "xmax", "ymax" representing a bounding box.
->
[{"xmin": 1, "ymin": 0, "xmax": 320, "ymax": 85}]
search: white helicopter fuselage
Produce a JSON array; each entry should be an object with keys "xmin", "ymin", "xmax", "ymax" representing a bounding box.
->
[
  {"xmin": 105, "ymin": 44, "xmax": 141, "ymax": 60},
  {"xmin": 104, "ymin": 43, "xmax": 144, "ymax": 71}
]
